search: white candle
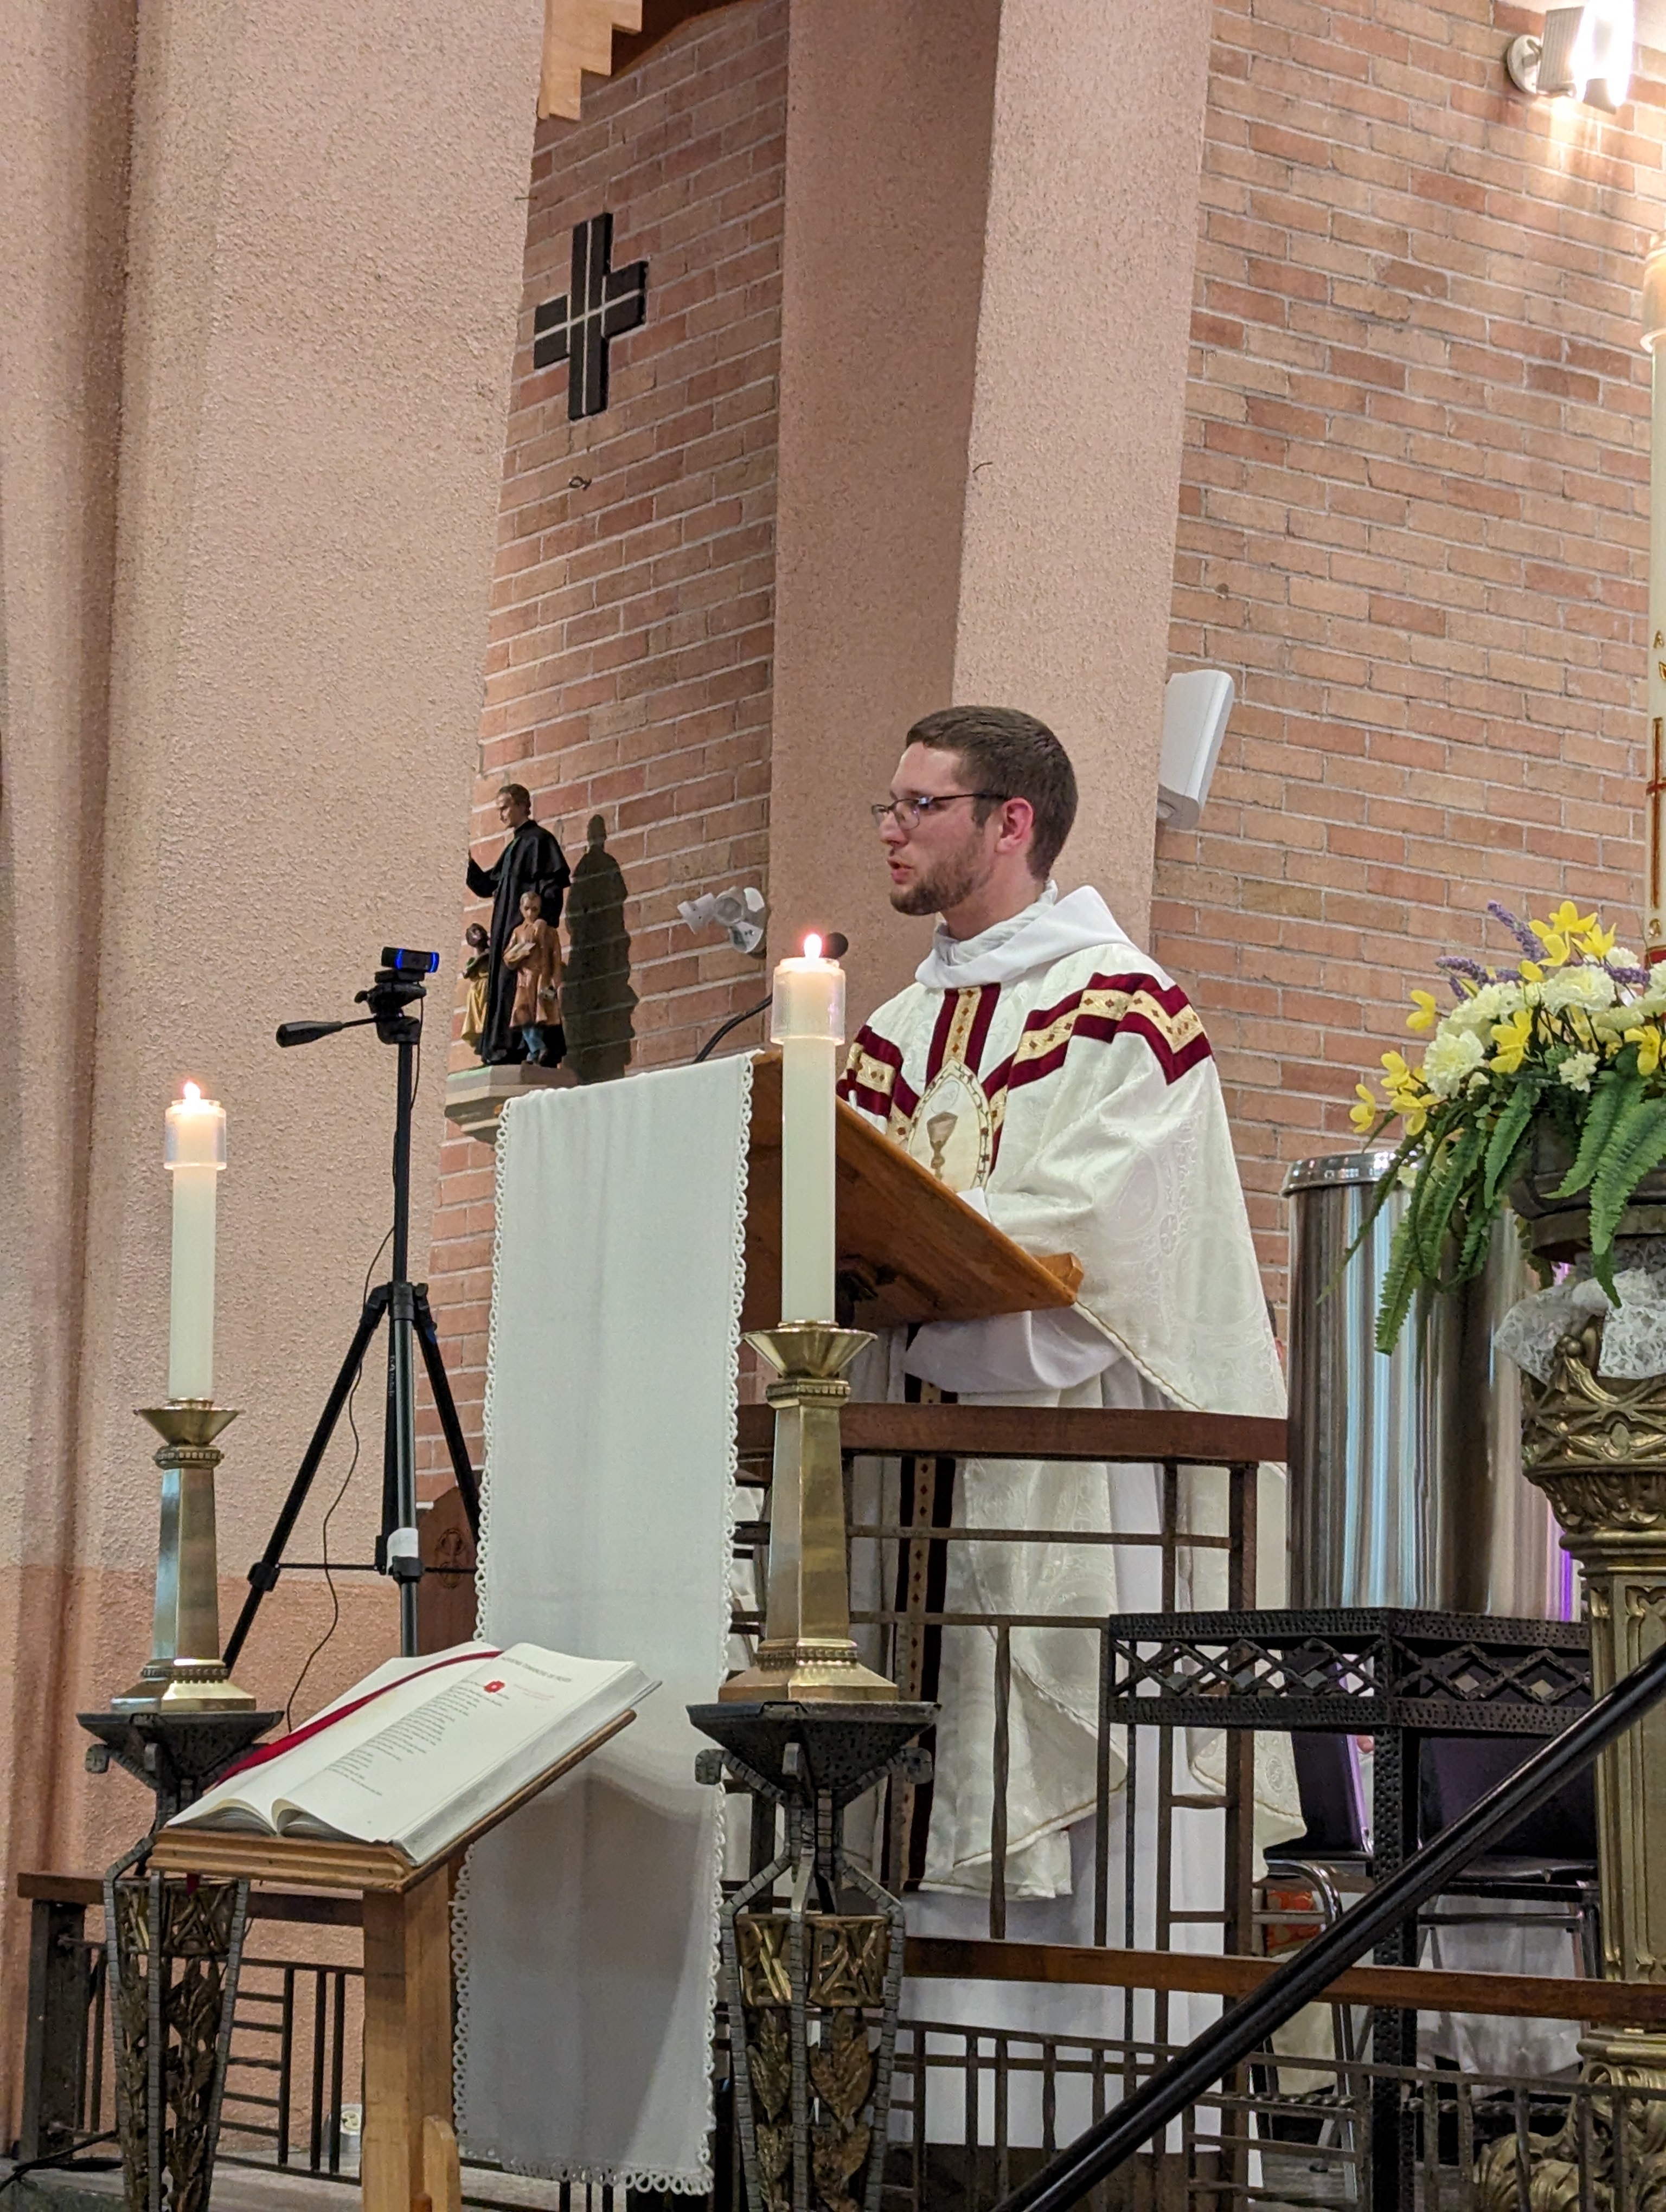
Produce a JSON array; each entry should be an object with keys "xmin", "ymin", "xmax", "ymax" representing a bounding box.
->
[
  {"xmin": 772, "ymin": 934, "xmax": 845, "ymax": 1323},
  {"xmin": 1646, "ymin": 242, "xmax": 1666, "ymax": 961},
  {"xmin": 165, "ymin": 1083, "xmax": 227, "ymax": 1401}
]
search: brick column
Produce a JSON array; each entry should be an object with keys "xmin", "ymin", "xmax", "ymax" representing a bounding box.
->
[{"xmin": 769, "ymin": 0, "xmax": 1216, "ymax": 1018}]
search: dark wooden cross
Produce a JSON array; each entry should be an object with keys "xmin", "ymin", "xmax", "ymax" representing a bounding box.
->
[{"xmin": 533, "ymin": 213, "xmax": 648, "ymax": 421}]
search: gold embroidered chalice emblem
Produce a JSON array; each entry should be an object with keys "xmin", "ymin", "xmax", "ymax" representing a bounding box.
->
[{"xmin": 925, "ymin": 1111, "xmax": 959, "ymax": 1181}]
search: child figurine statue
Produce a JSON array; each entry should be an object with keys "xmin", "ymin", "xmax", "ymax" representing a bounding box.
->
[
  {"xmin": 460, "ymin": 923, "xmax": 491, "ymax": 1058},
  {"xmin": 501, "ymin": 890, "xmax": 565, "ymax": 1068}
]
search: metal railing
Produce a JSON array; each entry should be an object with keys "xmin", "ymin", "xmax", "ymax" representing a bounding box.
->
[{"xmin": 988, "ymin": 1634, "xmax": 1666, "ymax": 2212}]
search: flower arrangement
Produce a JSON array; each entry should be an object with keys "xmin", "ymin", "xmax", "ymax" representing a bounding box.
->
[{"xmin": 1353, "ymin": 901, "xmax": 1666, "ymax": 1350}]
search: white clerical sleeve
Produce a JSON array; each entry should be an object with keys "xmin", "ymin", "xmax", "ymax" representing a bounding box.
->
[
  {"xmin": 967, "ymin": 1033, "xmax": 1281, "ymax": 1419},
  {"xmin": 902, "ymin": 1186, "xmax": 1120, "ymax": 1391}
]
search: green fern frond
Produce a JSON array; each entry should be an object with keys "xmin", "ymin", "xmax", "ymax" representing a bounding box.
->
[
  {"xmin": 1588, "ymin": 1099, "xmax": 1666, "ymax": 1284},
  {"xmin": 1554, "ymin": 1066, "xmax": 1641, "ymax": 1199},
  {"xmin": 1483, "ymin": 1081, "xmax": 1539, "ymax": 1211},
  {"xmin": 1374, "ymin": 1213, "xmax": 1422, "ymax": 1355}
]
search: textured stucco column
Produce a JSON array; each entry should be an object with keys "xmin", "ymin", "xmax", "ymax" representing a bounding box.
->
[
  {"xmin": 57, "ymin": 0, "xmax": 543, "ymax": 1901},
  {"xmin": 0, "ymin": 1, "xmax": 138, "ymax": 2130},
  {"xmin": 770, "ymin": 0, "xmax": 1214, "ymax": 1018}
]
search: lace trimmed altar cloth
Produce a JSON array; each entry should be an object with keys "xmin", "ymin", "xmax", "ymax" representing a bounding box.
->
[
  {"xmin": 1496, "ymin": 1237, "xmax": 1666, "ymax": 1381},
  {"xmin": 453, "ymin": 1057, "xmax": 751, "ymax": 2192}
]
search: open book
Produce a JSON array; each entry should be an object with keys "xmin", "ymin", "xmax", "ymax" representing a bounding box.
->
[{"xmin": 165, "ymin": 1641, "xmax": 655, "ymax": 1867}]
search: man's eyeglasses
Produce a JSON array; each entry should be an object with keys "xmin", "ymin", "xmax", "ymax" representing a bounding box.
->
[{"xmin": 869, "ymin": 792, "xmax": 1007, "ymax": 829}]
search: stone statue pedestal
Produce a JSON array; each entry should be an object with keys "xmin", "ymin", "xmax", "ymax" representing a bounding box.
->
[{"xmin": 443, "ymin": 1062, "xmax": 572, "ymax": 1145}]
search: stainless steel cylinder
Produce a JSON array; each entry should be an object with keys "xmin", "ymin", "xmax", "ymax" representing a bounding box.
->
[{"xmin": 1283, "ymin": 1152, "xmax": 1573, "ymax": 1619}]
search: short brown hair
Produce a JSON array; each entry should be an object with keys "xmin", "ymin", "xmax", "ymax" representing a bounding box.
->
[
  {"xmin": 498, "ymin": 782, "xmax": 532, "ymax": 811},
  {"xmin": 907, "ymin": 705, "xmax": 1078, "ymax": 877}
]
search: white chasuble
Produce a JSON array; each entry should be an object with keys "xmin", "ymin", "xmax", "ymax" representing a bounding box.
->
[
  {"xmin": 454, "ymin": 1057, "xmax": 750, "ymax": 2192},
  {"xmin": 838, "ymin": 885, "xmax": 1301, "ymax": 1912}
]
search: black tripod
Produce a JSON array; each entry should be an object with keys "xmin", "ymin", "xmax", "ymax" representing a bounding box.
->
[{"xmin": 222, "ymin": 949, "xmax": 482, "ymax": 1669}]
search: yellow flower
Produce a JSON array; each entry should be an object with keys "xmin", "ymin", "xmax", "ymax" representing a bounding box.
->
[
  {"xmin": 1349, "ymin": 1083, "xmax": 1380, "ymax": 1134},
  {"xmin": 1490, "ymin": 1007, "xmax": 1534, "ymax": 1074},
  {"xmin": 1627, "ymin": 1024, "xmax": 1664, "ymax": 1077},
  {"xmin": 1532, "ymin": 901, "xmax": 1598, "ymax": 967},
  {"xmin": 1407, "ymin": 989, "xmax": 1439, "ymax": 1032},
  {"xmin": 1582, "ymin": 919, "xmax": 1618, "ymax": 960},
  {"xmin": 1520, "ymin": 960, "xmax": 1545, "ymax": 983}
]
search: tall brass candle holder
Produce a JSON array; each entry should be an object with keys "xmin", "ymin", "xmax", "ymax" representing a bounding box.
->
[
  {"xmin": 720, "ymin": 1322, "xmax": 896, "ymax": 1705},
  {"xmin": 81, "ymin": 1405, "xmax": 278, "ymax": 2212},
  {"xmin": 113, "ymin": 1401, "xmax": 257, "ymax": 1713},
  {"xmin": 692, "ymin": 1320, "xmax": 935, "ymax": 2212}
]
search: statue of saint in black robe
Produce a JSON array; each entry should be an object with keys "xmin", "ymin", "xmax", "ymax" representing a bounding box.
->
[{"xmin": 465, "ymin": 815, "xmax": 571, "ymax": 1064}]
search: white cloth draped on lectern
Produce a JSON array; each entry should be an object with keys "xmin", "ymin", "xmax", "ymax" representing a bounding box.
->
[{"xmin": 452, "ymin": 1056, "xmax": 752, "ymax": 2194}]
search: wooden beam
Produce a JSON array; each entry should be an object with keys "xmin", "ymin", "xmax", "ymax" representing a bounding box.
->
[
  {"xmin": 905, "ymin": 1937, "xmax": 1666, "ymax": 2030},
  {"xmin": 736, "ymin": 1402, "xmax": 1287, "ymax": 1468},
  {"xmin": 16, "ymin": 1871, "xmax": 361, "ymax": 1924},
  {"xmin": 539, "ymin": 0, "xmax": 644, "ymax": 120}
]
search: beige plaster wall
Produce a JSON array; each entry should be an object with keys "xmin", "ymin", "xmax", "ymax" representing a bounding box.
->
[
  {"xmin": 0, "ymin": 0, "xmax": 545, "ymax": 2116},
  {"xmin": 0, "ymin": 0, "xmax": 137, "ymax": 2119},
  {"xmin": 769, "ymin": 0, "xmax": 1215, "ymax": 1021},
  {"xmin": 954, "ymin": 0, "xmax": 1217, "ymax": 936},
  {"xmin": 767, "ymin": 0, "xmax": 1002, "ymax": 1025}
]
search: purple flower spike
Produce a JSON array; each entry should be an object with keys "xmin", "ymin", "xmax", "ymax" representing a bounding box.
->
[
  {"xmin": 1486, "ymin": 900, "xmax": 1540, "ymax": 960},
  {"xmin": 1437, "ymin": 953, "xmax": 1491, "ymax": 988},
  {"xmin": 1611, "ymin": 965, "xmax": 1651, "ymax": 988}
]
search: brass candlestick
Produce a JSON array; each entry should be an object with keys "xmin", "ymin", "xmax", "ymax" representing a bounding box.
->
[
  {"xmin": 722, "ymin": 1322, "xmax": 897, "ymax": 1703},
  {"xmin": 112, "ymin": 1401, "xmax": 257, "ymax": 1712}
]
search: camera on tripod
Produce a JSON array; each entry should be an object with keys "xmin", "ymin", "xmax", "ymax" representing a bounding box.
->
[
  {"xmin": 276, "ymin": 948, "xmax": 440, "ymax": 1051},
  {"xmin": 229, "ymin": 946, "xmax": 478, "ymax": 1669}
]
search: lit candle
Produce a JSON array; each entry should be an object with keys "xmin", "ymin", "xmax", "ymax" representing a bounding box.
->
[
  {"xmin": 772, "ymin": 934, "xmax": 845, "ymax": 1323},
  {"xmin": 1645, "ymin": 242, "xmax": 1666, "ymax": 962},
  {"xmin": 165, "ymin": 1083, "xmax": 227, "ymax": 1401}
]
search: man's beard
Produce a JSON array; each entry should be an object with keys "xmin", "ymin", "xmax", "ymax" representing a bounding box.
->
[{"xmin": 889, "ymin": 840, "xmax": 987, "ymax": 919}]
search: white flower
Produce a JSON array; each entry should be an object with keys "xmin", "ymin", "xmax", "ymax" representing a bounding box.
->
[
  {"xmin": 1444, "ymin": 981, "xmax": 1521, "ymax": 1034},
  {"xmin": 1423, "ymin": 1027, "xmax": 1486, "ymax": 1097},
  {"xmin": 1610, "ymin": 947, "xmax": 1641, "ymax": 970},
  {"xmin": 1537, "ymin": 964, "xmax": 1618, "ymax": 1013},
  {"xmin": 1559, "ymin": 1051, "xmax": 1599, "ymax": 1094}
]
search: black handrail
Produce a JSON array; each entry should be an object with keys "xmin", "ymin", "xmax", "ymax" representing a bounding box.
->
[{"xmin": 992, "ymin": 1634, "xmax": 1666, "ymax": 2212}]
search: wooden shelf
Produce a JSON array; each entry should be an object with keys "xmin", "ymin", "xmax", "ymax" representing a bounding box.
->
[{"xmin": 736, "ymin": 1401, "xmax": 1287, "ymax": 1468}]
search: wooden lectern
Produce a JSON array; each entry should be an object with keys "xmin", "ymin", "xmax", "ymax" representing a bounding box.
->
[
  {"xmin": 741, "ymin": 1051, "xmax": 1081, "ymax": 1331},
  {"xmin": 149, "ymin": 1713, "xmax": 633, "ymax": 2212}
]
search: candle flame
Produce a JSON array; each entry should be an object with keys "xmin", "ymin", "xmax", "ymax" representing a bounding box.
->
[
  {"xmin": 803, "ymin": 933, "xmax": 823, "ymax": 962},
  {"xmin": 182, "ymin": 1081, "xmax": 202, "ymax": 1105}
]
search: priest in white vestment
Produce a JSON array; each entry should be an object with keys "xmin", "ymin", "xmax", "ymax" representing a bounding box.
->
[{"xmin": 836, "ymin": 707, "xmax": 1301, "ymax": 2089}]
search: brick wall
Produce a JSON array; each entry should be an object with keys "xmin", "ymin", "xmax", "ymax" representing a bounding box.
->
[
  {"xmin": 422, "ymin": 0, "xmax": 1666, "ymax": 1457},
  {"xmin": 1151, "ymin": 0, "xmax": 1666, "ymax": 1321},
  {"xmin": 420, "ymin": 2, "xmax": 786, "ymax": 1479}
]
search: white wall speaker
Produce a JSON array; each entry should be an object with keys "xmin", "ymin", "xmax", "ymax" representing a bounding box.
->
[{"xmin": 1157, "ymin": 668, "xmax": 1235, "ymax": 831}]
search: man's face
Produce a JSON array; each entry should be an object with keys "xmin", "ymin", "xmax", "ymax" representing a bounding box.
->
[
  {"xmin": 879, "ymin": 743, "xmax": 1002, "ymax": 918},
  {"xmin": 521, "ymin": 891, "xmax": 541, "ymax": 921},
  {"xmin": 498, "ymin": 791, "xmax": 530, "ymax": 829}
]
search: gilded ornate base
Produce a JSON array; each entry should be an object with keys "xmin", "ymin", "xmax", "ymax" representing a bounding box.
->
[
  {"xmin": 1504, "ymin": 1321, "xmax": 1666, "ymax": 2204},
  {"xmin": 106, "ymin": 1867, "xmax": 249, "ymax": 2212},
  {"xmin": 1476, "ymin": 2036, "xmax": 1666, "ymax": 2212},
  {"xmin": 692, "ymin": 1702, "xmax": 934, "ymax": 2212}
]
